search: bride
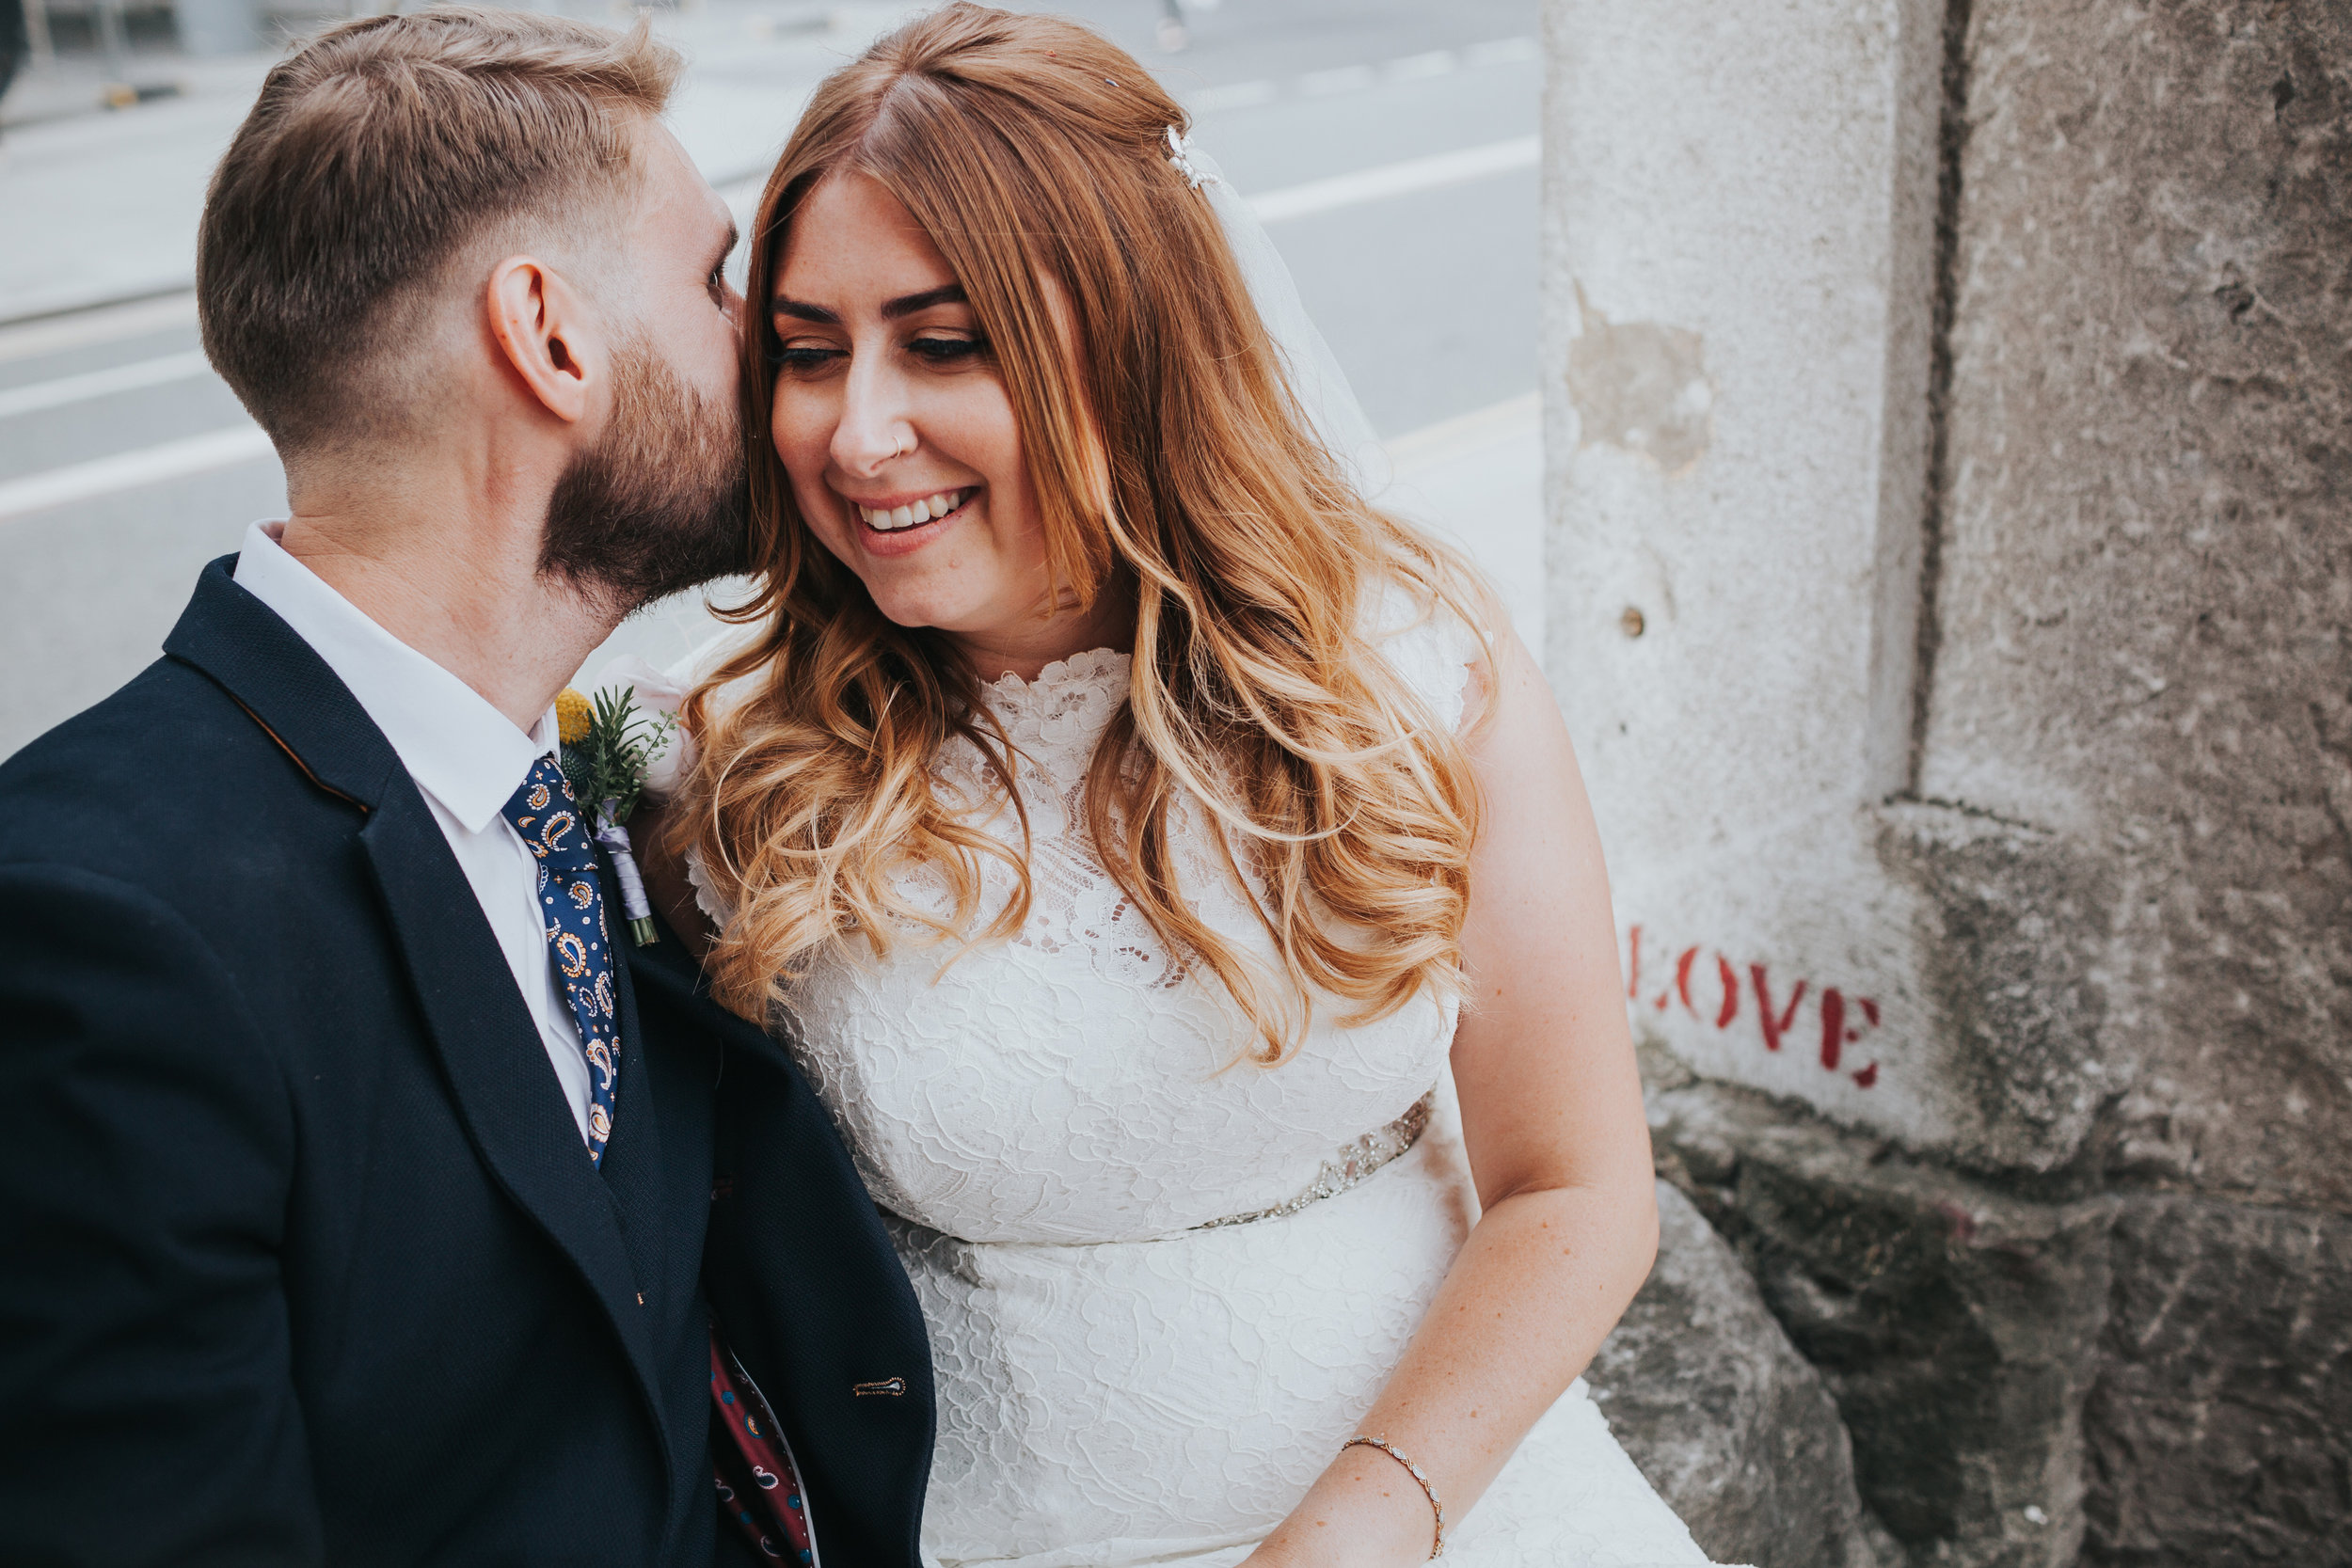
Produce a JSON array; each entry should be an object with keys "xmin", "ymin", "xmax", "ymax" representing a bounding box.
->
[{"xmin": 655, "ymin": 7, "xmax": 1738, "ymax": 1565}]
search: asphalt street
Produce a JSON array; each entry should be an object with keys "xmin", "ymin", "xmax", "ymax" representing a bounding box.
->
[{"xmin": 0, "ymin": 0, "xmax": 1540, "ymax": 757}]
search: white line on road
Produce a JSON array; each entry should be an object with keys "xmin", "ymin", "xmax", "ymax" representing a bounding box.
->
[
  {"xmin": 1184, "ymin": 36, "xmax": 1526, "ymax": 117},
  {"xmin": 0, "ymin": 293, "xmax": 199, "ymax": 365},
  {"xmin": 1387, "ymin": 391, "xmax": 1541, "ymax": 478},
  {"xmin": 0, "ymin": 424, "xmax": 274, "ymax": 522},
  {"xmin": 718, "ymin": 137, "xmax": 1542, "ymax": 260},
  {"xmin": 1464, "ymin": 37, "xmax": 1541, "ymax": 68},
  {"xmin": 1384, "ymin": 50, "xmax": 1460, "ymax": 83},
  {"xmin": 1297, "ymin": 64, "xmax": 1377, "ymax": 97},
  {"xmin": 1248, "ymin": 135, "xmax": 1540, "ymax": 224},
  {"xmin": 1186, "ymin": 78, "xmax": 1278, "ymax": 113},
  {"xmin": 0, "ymin": 134, "xmax": 1540, "ymax": 521},
  {"xmin": 0, "ymin": 350, "xmax": 215, "ymax": 420}
]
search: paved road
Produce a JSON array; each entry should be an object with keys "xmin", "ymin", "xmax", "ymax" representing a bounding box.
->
[{"xmin": 0, "ymin": 0, "xmax": 1539, "ymax": 757}]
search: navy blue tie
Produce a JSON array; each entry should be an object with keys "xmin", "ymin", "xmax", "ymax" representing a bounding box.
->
[{"xmin": 499, "ymin": 755, "xmax": 619, "ymax": 1165}]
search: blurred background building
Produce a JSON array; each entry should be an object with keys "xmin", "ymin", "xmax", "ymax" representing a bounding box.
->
[{"xmin": 2, "ymin": 3, "xmax": 2346, "ymax": 1567}]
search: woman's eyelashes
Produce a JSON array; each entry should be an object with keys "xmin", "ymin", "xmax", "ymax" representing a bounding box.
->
[
  {"xmin": 771, "ymin": 343, "xmax": 844, "ymax": 372},
  {"xmin": 767, "ymin": 331, "xmax": 989, "ymax": 374},
  {"xmin": 908, "ymin": 334, "xmax": 987, "ymax": 365}
]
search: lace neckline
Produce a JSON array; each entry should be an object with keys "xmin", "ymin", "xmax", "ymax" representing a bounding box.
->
[{"xmin": 977, "ymin": 647, "xmax": 1131, "ymax": 723}]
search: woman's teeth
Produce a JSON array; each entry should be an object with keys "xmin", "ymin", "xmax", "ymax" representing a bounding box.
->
[{"xmin": 857, "ymin": 489, "xmax": 968, "ymax": 531}]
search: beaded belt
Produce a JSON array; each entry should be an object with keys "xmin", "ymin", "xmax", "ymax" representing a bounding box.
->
[{"xmin": 1195, "ymin": 1089, "xmax": 1436, "ymax": 1231}]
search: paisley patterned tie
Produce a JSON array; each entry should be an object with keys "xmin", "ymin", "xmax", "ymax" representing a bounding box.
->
[{"xmin": 500, "ymin": 755, "xmax": 620, "ymax": 1165}]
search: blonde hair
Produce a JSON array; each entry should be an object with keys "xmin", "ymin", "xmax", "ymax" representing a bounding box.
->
[
  {"xmin": 680, "ymin": 3, "xmax": 1487, "ymax": 1059},
  {"xmin": 199, "ymin": 6, "xmax": 679, "ymax": 451}
]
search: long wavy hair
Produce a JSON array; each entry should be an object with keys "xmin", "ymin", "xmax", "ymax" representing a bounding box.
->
[{"xmin": 676, "ymin": 2, "xmax": 1488, "ymax": 1060}]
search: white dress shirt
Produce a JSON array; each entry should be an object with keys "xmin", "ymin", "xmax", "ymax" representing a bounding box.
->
[{"xmin": 233, "ymin": 520, "xmax": 595, "ymax": 1147}]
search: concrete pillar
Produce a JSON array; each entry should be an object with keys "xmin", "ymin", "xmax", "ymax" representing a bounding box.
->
[
  {"xmin": 1542, "ymin": 0, "xmax": 2351, "ymax": 1563},
  {"xmin": 1918, "ymin": 3, "xmax": 2352, "ymax": 1559},
  {"xmin": 1543, "ymin": 0, "xmax": 1964, "ymax": 1154}
]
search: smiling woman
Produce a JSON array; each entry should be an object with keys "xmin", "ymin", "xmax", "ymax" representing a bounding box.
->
[
  {"xmin": 760, "ymin": 183, "xmax": 1096, "ymax": 670},
  {"xmin": 660, "ymin": 6, "xmax": 1735, "ymax": 1567},
  {"xmin": 688, "ymin": 8, "xmax": 1494, "ymax": 1061}
]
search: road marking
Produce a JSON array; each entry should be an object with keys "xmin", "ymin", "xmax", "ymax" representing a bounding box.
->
[
  {"xmin": 1465, "ymin": 37, "xmax": 1540, "ymax": 67},
  {"xmin": 0, "ymin": 128, "xmax": 1544, "ymax": 523},
  {"xmin": 1388, "ymin": 392, "xmax": 1541, "ymax": 479},
  {"xmin": 1249, "ymin": 135, "xmax": 1540, "ymax": 225},
  {"xmin": 1297, "ymin": 64, "xmax": 1377, "ymax": 97},
  {"xmin": 1187, "ymin": 78, "xmax": 1277, "ymax": 113},
  {"xmin": 0, "ymin": 293, "xmax": 200, "ymax": 365},
  {"xmin": 0, "ymin": 424, "xmax": 274, "ymax": 522},
  {"xmin": 1384, "ymin": 50, "xmax": 1459, "ymax": 82},
  {"xmin": 715, "ymin": 135, "xmax": 1542, "ymax": 259},
  {"xmin": 0, "ymin": 350, "xmax": 215, "ymax": 420},
  {"xmin": 1184, "ymin": 36, "xmax": 1528, "ymax": 117}
]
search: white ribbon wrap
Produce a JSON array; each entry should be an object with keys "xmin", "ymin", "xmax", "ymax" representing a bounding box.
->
[{"xmin": 593, "ymin": 815, "xmax": 656, "ymax": 928}]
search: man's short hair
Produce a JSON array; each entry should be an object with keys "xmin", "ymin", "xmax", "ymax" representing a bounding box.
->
[{"xmin": 197, "ymin": 6, "xmax": 681, "ymax": 453}]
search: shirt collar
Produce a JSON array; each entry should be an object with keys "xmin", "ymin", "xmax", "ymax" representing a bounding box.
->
[{"xmin": 231, "ymin": 521, "xmax": 559, "ymax": 834}]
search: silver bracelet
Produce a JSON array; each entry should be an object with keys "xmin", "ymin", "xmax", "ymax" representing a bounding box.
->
[{"xmin": 1341, "ymin": 1433, "xmax": 1446, "ymax": 1559}]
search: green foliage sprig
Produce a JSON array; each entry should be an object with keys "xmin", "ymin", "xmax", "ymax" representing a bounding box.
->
[{"xmin": 557, "ymin": 685, "xmax": 676, "ymax": 828}]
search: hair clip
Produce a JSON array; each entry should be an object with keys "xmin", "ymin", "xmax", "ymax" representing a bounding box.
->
[{"xmin": 1165, "ymin": 126, "xmax": 1217, "ymax": 191}]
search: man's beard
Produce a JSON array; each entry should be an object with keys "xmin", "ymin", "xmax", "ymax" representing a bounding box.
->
[{"xmin": 539, "ymin": 337, "xmax": 750, "ymax": 615}]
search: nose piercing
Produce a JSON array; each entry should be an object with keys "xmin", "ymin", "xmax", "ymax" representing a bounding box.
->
[{"xmin": 893, "ymin": 435, "xmax": 912, "ymax": 458}]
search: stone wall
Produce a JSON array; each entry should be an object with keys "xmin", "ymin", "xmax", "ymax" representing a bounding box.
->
[
  {"xmin": 1593, "ymin": 1181, "xmax": 1892, "ymax": 1568},
  {"xmin": 1543, "ymin": 1, "xmax": 2351, "ymax": 1564},
  {"xmin": 1925, "ymin": 0, "xmax": 2352, "ymax": 1212}
]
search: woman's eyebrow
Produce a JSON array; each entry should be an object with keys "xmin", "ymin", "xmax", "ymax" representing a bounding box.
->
[
  {"xmin": 771, "ymin": 298, "xmax": 841, "ymax": 325},
  {"xmin": 881, "ymin": 284, "xmax": 967, "ymax": 320}
]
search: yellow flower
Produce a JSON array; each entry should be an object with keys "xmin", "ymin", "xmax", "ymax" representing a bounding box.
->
[{"xmin": 555, "ymin": 688, "xmax": 594, "ymax": 747}]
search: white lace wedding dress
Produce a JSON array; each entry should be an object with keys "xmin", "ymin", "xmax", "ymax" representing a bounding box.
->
[{"xmin": 689, "ymin": 594, "xmax": 1728, "ymax": 1568}]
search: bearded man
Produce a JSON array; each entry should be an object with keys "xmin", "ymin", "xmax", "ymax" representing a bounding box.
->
[{"xmin": 0, "ymin": 10, "xmax": 932, "ymax": 1564}]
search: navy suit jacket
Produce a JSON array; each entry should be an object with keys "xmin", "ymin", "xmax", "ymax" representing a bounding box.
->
[{"xmin": 0, "ymin": 559, "xmax": 933, "ymax": 1566}]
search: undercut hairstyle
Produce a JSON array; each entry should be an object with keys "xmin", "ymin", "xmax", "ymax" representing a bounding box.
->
[
  {"xmin": 679, "ymin": 3, "xmax": 1491, "ymax": 1061},
  {"xmin": 197, "ymin": 6, "xmax": 681, "ymax": 452}
]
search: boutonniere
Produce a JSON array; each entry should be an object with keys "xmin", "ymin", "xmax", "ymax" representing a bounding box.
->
[{"xmin": 555, "ymin": 684, "xmax": 678, "ymax": 947}]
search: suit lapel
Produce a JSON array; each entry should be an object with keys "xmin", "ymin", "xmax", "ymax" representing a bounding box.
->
[
  {"xmin": 167, "ymin": 556, "xmax": 677, "ymax": 1494},
  {"xmin": 593, "ymin": 854, "xmax": 669, "ymax": 1297},
  {"xmin": 359, "ymin": 798, "xmax": 670, "ymax": 1460}
]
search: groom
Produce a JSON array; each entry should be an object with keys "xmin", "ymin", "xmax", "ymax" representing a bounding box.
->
[{"xmin": 0, "ymin": 10, "xmax": 929, "ymax": 1565}]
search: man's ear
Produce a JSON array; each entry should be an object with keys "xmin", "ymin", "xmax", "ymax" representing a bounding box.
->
[{"xmin": 486, "ymin": 255, "xmax": 601, "ymax": 424}]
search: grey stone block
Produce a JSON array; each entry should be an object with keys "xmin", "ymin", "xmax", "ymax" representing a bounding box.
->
[
  {"xmin": 1649, "ymin": 1083, "xmax": 2108, "ymax": 1568},
  {"xmin": 1591, "ymin": 1180, "xmax": 1881, "ymax": 1568},
  {"xmin": 1646, "ymin": 1081, "xmax": 2352, "ymax": 1568},
  {"xmin": 1870, "ymin": 802, "xmax": 2116, "ymax": 1178},
  {"xmin": 2082, "ymin": 1197, "xmax": 2352, "ymax": 1566}
]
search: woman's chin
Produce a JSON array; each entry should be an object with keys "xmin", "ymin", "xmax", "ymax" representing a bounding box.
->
[
  {"xmin": 865, "ymin": 590, "xmax": 972, "ymax": 636},
  {"xmin": 871, "ymin": 602, "xmax": 941, "ymax": 632}
]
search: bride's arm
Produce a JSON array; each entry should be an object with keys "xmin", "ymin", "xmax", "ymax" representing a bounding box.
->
[{"xmin": 1245, "ymin": 619, "xmax": 1659, "ymax": 1568}]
